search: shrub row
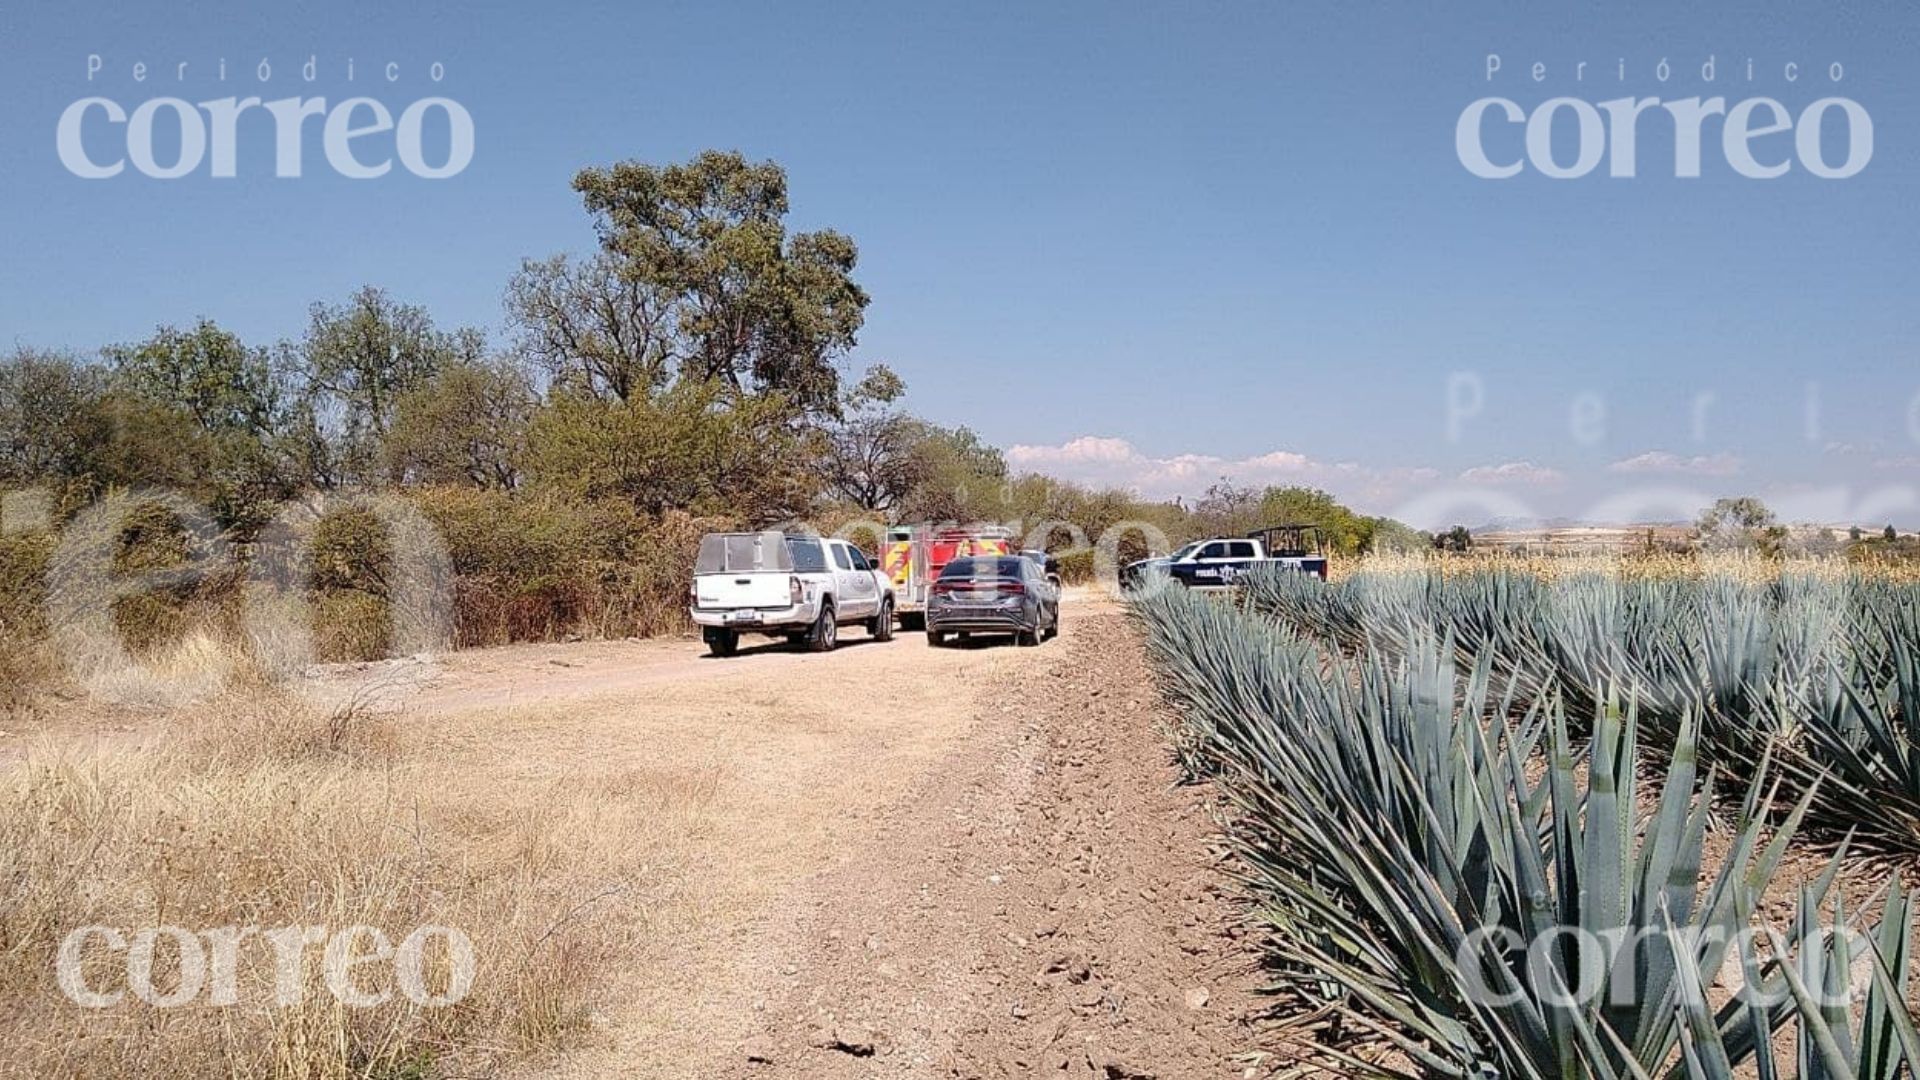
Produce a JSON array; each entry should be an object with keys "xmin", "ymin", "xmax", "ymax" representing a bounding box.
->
[{"xmin": 0, "ymin": 488, "xmax": 735, "ymax": 701}]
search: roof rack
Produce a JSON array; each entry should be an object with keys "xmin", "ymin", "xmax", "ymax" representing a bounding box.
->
[{"xmin": 1245, "ymin": 523, "xmax": 1327, "ymax": 558}]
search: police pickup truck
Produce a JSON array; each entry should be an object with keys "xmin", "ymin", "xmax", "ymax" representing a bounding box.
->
[{"xmin": 1120, "ymin": 525, "xmax": 1329, "ymax": 590}]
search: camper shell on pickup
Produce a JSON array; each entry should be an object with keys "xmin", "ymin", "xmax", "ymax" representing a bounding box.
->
[{"xmin": 690, "ymin": 531, "xmax": 895, "ymax": 656}]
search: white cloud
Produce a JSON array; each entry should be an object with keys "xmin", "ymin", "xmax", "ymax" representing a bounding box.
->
[
  {"xmin": 1607, "ymin": 451, "xmax": 1743, "ymax": 477},
  {"xmin": 1873, "ymin": 456, "xmax": 1920, "ymax": 471},
  {"xmin": 1004, "ymin": 435, "xmax": 1438, "ymax": 508},
  {"xmin": 1016, "ymin": 435, "xmax": 1136, "ymax": 464},
  {"xmin": 1457, "ymin": 461, "xmax": 1564, "ymax": 485}
]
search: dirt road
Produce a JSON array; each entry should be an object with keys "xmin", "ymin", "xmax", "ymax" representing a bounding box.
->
[{"xmin": 320, "ymin": 595, "xmax": 1277, "ymax": 1077}]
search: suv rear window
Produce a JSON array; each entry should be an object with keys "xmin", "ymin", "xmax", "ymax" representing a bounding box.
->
[{"xmin": 940, "ymin": 557, "xmax": 1027, "ymax": 579}]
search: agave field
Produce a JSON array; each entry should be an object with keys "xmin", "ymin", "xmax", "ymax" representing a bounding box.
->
[
  {"xmin": 1131, "ymin": 559, "xmax": 1920, "ymax": 1078},
  {"xmin": 1240, "ymin": 562, "xmax": 1920, "ymax": 859}
]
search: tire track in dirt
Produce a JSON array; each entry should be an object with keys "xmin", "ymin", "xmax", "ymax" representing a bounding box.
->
[{"xmin": 719, "ymin": 606, "xmax": 1276, "ymax": 1079}]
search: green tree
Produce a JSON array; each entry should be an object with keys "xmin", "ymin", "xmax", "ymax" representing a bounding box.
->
[
  {"xmin": 295, "ymin": 286, "xmax": 479, "ymax": 483},
  {"xmin": 524, "ymin": 380, "xmax": 814, "ymax": 523},
  {"xmin": 1434, "ymin": 524, "xmax": 1474, "ymax": 553},
  {"xmin": 386, "ymin": 358, "xmax": 534, "ymax": 489},
  {"xmin": 105, "ymin": 321, "xmax": 304, "ymax": 526},
  {"xmin": 1364, "ymin": 517, "xmax": 1427, "ymax": 554},
  {"xmin": 1255, "ymin": 486, "xmax": 1371, "ymax": 554},
  {"xmin": 1697, "ymin": 496, "xmax": 1776, "ymax": 534},
  {"xmin": 104, "ymin": 320, "xmax": 277, "ymax": 438},
  {"xmin": 1697, "ymin": 496, "xmax": 1783, "ymax": 552},
  {"xmin": 0, "ymin": 348, "xmax": 227, "ymax": 515},
  {"xmin": 1886, "ymin": 524, "xmax": 1900, "ymax": 542},
  {"xmin": 570, "ymin": 150, "xmax": 869, "ymax": 416},
  {"xmin": 0, "ymin": 349, "xmax": 113, "ymax": 488},
  {"xmin": 896, "ymin": 424, "xmax": 1010, "ymax": 524}
]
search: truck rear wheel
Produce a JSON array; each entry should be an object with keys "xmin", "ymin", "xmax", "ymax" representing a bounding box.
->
[
  {"xmin": 869, "ymin": 597, "xmax": 895, "ymax": 641},
  {"xmin": 806, "ymin": 601, "xmax": 837, "ymax": 652},
  {"xmin": 706, "ymin": 628, "xmax": 740, "ymax": 657}
]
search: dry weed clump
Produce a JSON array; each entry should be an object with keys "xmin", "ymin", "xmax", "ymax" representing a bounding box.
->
[{"xmin": 0, "ymin": 688, "xmax": 688, "ymax": 1078}]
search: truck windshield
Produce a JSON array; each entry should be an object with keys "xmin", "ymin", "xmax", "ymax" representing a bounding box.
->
[
  {"xmin": 1168, "ymin": 542, "xmax": 1200, "ymax": 560},
  {"xmin": 696, "ymin": 532, "xmax": 796, "ymax": 574}
]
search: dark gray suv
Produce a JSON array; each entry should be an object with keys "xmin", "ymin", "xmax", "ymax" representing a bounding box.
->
[{"xmin": 925, "ymin": 555, "xmax": 1060, "ymax": 648}]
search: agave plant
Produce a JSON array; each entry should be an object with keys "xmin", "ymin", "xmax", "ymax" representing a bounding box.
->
[
  {"xmin": 1671, "ymin": 880, "xmax": 1920, "ymax": 1079},
  {"xmin": 1134, "ymin": 585, "xmax": 1918, "ymax": 1078},
  {"xmin": 1235, "ymin": 563, "xmax": 1920, "ymax": 858},
  {"xmin": 1783, "ymin": 606, "xmax": 1920, "ymax": 857}
]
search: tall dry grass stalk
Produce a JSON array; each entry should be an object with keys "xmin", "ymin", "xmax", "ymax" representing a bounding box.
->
[{"xmin": 0, "ymin": 689, "xmax": 713, "ymax": 1078}]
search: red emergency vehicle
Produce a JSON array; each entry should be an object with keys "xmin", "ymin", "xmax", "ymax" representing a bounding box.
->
[{"xmin": 882, "ymin": 524, "xmax": 1014, "ymax": 628}]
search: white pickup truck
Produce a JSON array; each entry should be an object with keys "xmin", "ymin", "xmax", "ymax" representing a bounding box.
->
[{"xmin": 690, "ymin": 531, "xmax": 896, "ymax": 657}]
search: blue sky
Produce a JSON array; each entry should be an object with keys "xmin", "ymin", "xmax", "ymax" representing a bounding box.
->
[{"xmin": 2, "ymin": 1, "xmax": 1917, "ymax": 526}]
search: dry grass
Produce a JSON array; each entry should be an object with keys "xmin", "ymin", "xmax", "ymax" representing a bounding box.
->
[
  {"xmin": 0, "ymin": 635, "xmax": 60, "ymax": 724},
  {"xmin": 1334, "ymin": 548, "xmax": 1920, "ymax": 585},
  {"xmin": 0, "ymin": 677, "xmax": 714, "ymax": 1078}
]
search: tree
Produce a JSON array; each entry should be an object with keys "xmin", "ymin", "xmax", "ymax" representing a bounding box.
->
[
  {"xmin": 1434, "ymin": 525, "xmax": 1474, "ymax": 553},
  {"xmin": 819, "ymin": 367, "xmax": 921, "ymax": 512},
  {"xmin": 105, "ymin": 320, "xmax": 280, "ymax": 438},
  {"xmin": 1796, "ymin": 528, "xmax": 1842, "ymax": 557},
  {"xmin": 1697, "ymin": 496, "xmax": 1776, "ymax": 535},
  {"xmin": 0, "ymin": 348, "xmax": 230, "ymax": 515},
  {"xmin": 1851, "ymin": 526, "xmax": 1865, "ymax": 542},
  {"xmin": 1886, "ymin": 524, "xmax": 1900, "ymax": 542},
  {"xmin": 0, "ymin": 349, "xmax": 113, "ymax": 487},
  {"xmin": 1365, "ymin": 517, "xmax": 1428, "ymax": 554},
  {"xmin": 896, "ymin": 425, "xmax": 1010, "ymax": 524},
  {"xmin": 1697, "ymin": 497, "xmax": 1782, "ymax": 552},
  {"xmin": 1193, "ymin": 479, "xmax": 1261, "ymax": 538},
  {"xmin": 295, "ymin": 286, "xmax": 479, "ymax": 483},
  {"xmin": 1187, "ymin": 481, "xmax": 1395, "ymax": 555},
  {"xmin": 570, "ymin": 150, "xmax": 868, "ymax": 416},
  {"xmin": 104, "ymin": 320, "xmax": 309, "ymax": 526},
  {"xmin": 1255, "ymin": 486, "xmax": 1371, "ymax": 554},
  {"xmin": 386, "ymin": 358, "xmax": 534, "ymax": 489},
  {"xmin": 507, "ymin": 253, "xmax": 673, "ymax": 403},
  {"xmin": 524, "ymin": 380, "xmax": 815, "ymax": 523}
]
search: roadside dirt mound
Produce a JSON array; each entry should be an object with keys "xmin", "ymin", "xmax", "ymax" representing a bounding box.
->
[{"xmin": 726, "ymin": 607, "xmax": 1276, "ymax": 1079}]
